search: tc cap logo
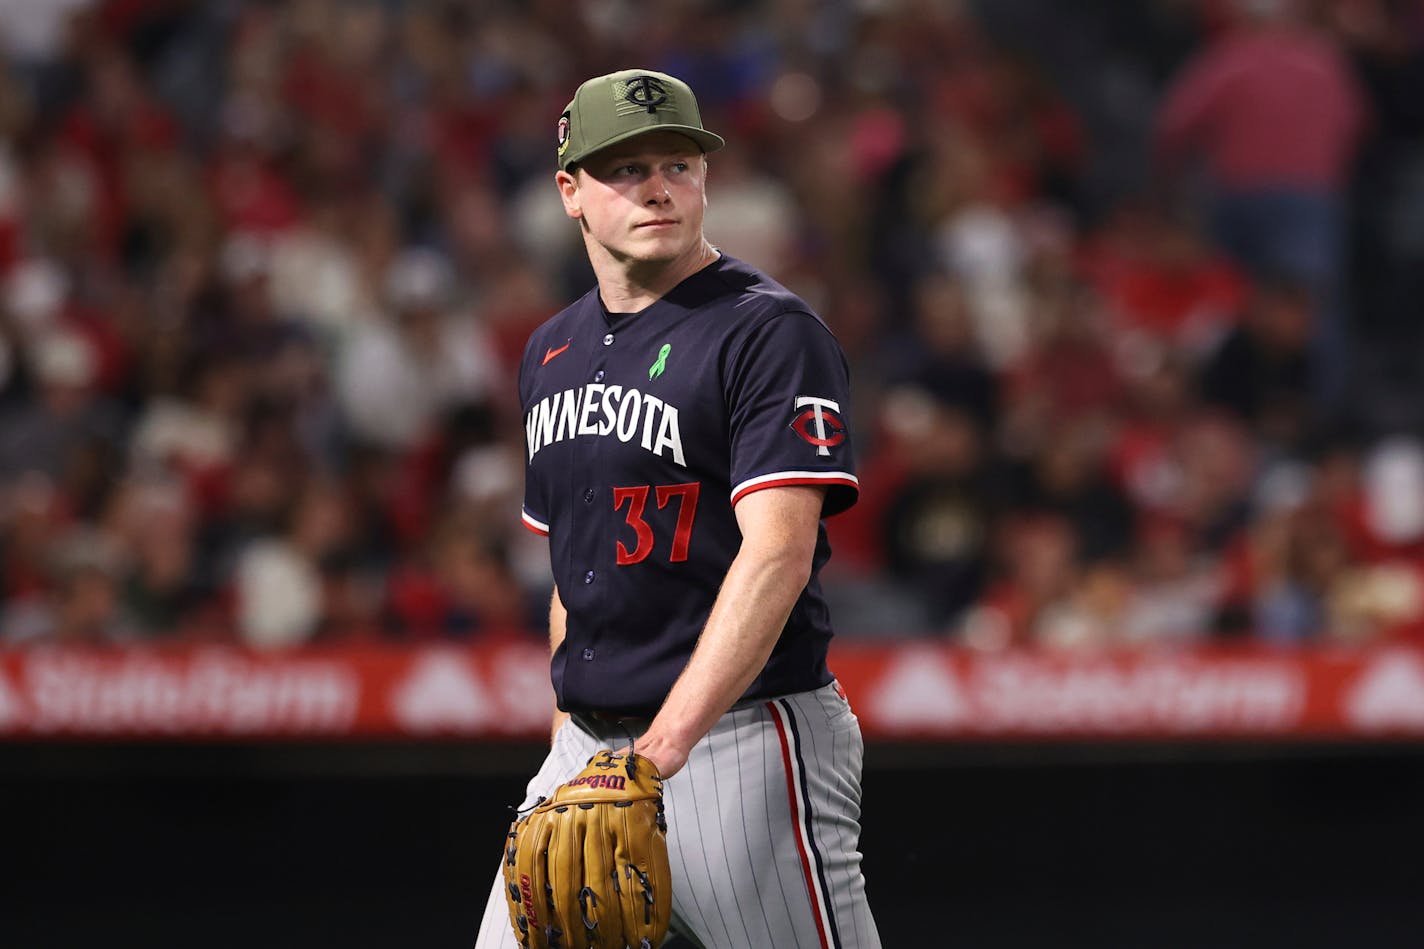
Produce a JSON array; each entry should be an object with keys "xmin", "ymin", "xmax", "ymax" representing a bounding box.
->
[
  {"xmin": 617, "ymin": 75, "xmax": 669, "ymax": 116},
  {"xmin": 790, "ymin": 396, "xmax": 845, "ymax": 456}
]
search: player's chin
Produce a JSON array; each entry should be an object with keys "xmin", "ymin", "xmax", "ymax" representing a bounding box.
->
[
  {"xmin": 624, "ymin": 236, "xmax": 688, "ymax": 263},
  {"xmin": 632, "ymin": 221, "xmax": 689, "ymax": 241}
]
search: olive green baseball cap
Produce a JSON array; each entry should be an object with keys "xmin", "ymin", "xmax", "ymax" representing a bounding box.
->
[{"xmin": 556, "ymin": 69, "xmax": 726, "ymax": 172}]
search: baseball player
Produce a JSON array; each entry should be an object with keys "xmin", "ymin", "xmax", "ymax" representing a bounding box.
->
[{"xmin": 474, "ymin": 68, "xmax": 881, "ymax": 949}]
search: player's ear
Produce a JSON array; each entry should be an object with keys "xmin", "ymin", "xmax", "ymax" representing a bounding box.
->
[{"xmin": 555, "ymin": 169, "xmax": 582, "ymax": 221}]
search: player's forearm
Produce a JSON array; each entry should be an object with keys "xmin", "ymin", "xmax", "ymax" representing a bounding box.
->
[
  {"xmin": 638, "ymin": 487, "xmax": 822, "ymax": 775},
  {"xmin": 650, "ymin": 543, "xmax": 809, "ymax": 749},
  {"xmin": 549, "ymin": 586, "xmax": 570, "ymax": 743}
]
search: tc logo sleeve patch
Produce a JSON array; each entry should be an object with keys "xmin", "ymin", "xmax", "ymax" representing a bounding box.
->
[
  {"xmin": 790, "ymin": 397, "xmax": 847, "ymax": 455},
  {"xmin": 727, "ymin": 312, "xmax": 858, "ymax": 515}
]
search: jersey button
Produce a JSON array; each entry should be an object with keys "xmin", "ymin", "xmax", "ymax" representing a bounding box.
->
[
  {"xmin": 583, "ymin": 488, "xmax": 595, "ymax": 503},
  {"xmin": 582, "ymin": 648, "xmax": 595, "ymax": 661},
  {"xmin": 584, "ymin": 570, "xmax": 595, "ymax": 584},
  {"xmin": 594, "ymin": 370, "xmax": 605, "ymax": 382},
  {"xmin": 602, "ymin": 333, "xmax": 614, "ymax": 346}
]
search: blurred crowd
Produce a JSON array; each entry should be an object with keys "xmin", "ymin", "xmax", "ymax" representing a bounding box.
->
[{"xmin": 0, "ymin": 0, "xmax": 1422, "ymax": 651}]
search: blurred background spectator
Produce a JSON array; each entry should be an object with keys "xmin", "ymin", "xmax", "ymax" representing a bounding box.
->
[
  {"xmin": 0, "ymin": 0, "xmax": 1422, "ymax": 652},
  {"xmin": 1154, "ymin": 0, "xmax": 1367, "ymax": 410}
]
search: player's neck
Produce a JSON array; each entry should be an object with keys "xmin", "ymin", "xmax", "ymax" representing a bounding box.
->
[{"xmin": 591, "ymin": 239, "xmax": 720, "ymax": 314}]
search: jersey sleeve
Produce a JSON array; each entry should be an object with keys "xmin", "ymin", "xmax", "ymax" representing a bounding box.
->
[
  {"xmin": 517, "ymin": 342, "xmax": 551, "ymax": 536},
  {"xmin": 725, "ymin": 311, "xmax": 859, "ymax": 516}
]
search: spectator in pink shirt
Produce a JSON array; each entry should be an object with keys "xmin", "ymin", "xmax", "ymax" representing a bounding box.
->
[{"xmin": 1155, "ymin": 0, "xmax": 1368, "ymax": 410}]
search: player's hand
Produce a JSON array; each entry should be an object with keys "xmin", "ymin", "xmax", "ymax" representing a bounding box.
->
[{"xmin": 619, "ymin": 732, "xmax": 689, "ymax": 779}]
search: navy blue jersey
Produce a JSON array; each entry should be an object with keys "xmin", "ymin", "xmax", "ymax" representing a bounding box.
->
[{"xmin": 518, "ymin": 255, "xmax": 858, "ymax": 716}]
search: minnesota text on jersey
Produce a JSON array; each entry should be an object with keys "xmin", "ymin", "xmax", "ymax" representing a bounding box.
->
[{"xmin": 525, "ymin": 383, "xmax": 686, "ymax": 466}]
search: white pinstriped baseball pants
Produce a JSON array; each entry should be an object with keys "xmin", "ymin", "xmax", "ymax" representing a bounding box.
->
[{"xmin": 474, "ymin": 681, "xmax": 882, "ymax": 949}]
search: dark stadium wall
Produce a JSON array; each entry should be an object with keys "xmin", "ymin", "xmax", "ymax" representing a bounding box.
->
[{"xmin": 3, "ymin": 742, "xmax": 1422, "ymax": 949}]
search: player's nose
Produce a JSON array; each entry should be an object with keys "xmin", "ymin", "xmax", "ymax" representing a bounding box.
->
[{"xmin": 642, "ymin": 173, "xmax": 673, "ymax": 204}]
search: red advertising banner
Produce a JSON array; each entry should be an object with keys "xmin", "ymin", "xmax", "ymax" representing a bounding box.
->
[
  {"xmin": 828, "ymin": 642, "xmax": 1424, "ymax": 740},
  {"xmin": 1, "ymin": 641, "xmax": 1423, "ymax": 741},
  {"xmin": 0, "ymin": 643, "xmax": 558, "ymax": 739}
]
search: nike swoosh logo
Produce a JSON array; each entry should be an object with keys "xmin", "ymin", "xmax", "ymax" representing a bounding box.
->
[{"xmin": 542, "ymin": 341, "xmax": 571, "ymax": 366}]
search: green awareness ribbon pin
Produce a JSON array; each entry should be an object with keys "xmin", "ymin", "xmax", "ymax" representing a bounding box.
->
[{"xmin": 649, "ymin": 343, "xmax": 671, "ymax": 380}]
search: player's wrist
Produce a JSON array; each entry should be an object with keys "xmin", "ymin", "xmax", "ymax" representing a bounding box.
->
[{"xmin": 631, "ymin": 730, "xmax": 690, "ymax": 779}]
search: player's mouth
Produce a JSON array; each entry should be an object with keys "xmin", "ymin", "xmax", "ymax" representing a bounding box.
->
[{"xmin": 635, "ymin": 219, "xmax": 679, "ymax": 230}]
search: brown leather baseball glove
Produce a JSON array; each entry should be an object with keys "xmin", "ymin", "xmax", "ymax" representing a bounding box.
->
[{"xmin": 503, "ymin": 750, "xmax": 672, "ymax": 949}]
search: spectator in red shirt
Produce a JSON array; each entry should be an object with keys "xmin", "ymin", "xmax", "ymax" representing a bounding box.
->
[{"xmin": 1155, "ymin": 0, "xmax": 1369, "ymax": 410}]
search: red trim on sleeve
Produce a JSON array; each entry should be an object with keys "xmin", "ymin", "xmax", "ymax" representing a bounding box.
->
[{"xmin": 731, "ymin": 476, "xmax": 859, "ymax": 507}]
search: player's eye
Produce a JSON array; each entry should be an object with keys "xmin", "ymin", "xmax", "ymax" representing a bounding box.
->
[
  {"xmin": 670, "ymin": 162, "xmax": 689, "ymax": 173},
  {"xmin": 615, "ymin": 164, "xmax": 641, "ymax": 177}
]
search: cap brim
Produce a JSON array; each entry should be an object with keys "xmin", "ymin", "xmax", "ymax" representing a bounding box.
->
[{"xmin": 562, "ymin": 125, "xmax": 726, "ymax": 171}]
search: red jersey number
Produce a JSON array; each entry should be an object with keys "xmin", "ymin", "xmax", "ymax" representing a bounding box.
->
[{"xmin": 613, "ymin": 482, "xmax": 700, "ymax": 565}]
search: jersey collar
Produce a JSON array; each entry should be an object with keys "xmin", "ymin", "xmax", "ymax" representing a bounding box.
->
[{"xmin": 596, "ymin": 253, "xmax": 727, "ymax": 328}]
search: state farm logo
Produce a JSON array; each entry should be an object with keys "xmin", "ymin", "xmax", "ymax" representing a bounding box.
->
[
  {"xmin": 0, "ymin": 666, "xmax": 23, "ymax": 731},
  {"xmin": 1345, "ymin": 651, "xmax": 1424, "ymax": 731},
  {"xmin": 17, "ymin": 649, "xmax": 359, "ymax": 734},
  {"xmin": 391, "ymin": 651, "xmax": 491, "ymax": 732},
  {"xmin": 861, "ymin": 650, "xmax": 1304, "ymax": 735},
  {"xmin": 866, "ymin": 648, "xmax": 970, "ymax": 729}
]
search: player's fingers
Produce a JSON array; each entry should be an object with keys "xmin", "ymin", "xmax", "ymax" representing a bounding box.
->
[
  {"xmin": 503, "ymin": 818, "xmax": 535, "ymax": 946},
  {"xmin": 519, "ymin": 808, "xmax": 559, "ymax": 949},
  {"xmin": 579, "ymin": 803, "xmax": 623, "ymax": 949},
  {"xmin": 545, "ymin": 805, "xmax": 587, "ymax": 948},
  {"xmin": 613, "ymin": 798, "xmax": 672, "ymax": 945}
]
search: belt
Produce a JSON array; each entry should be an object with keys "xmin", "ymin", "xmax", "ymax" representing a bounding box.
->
[
  {"xmin": 580, "ymin": 691, "xmax": 778, "ymax": 727},
  {"xmin": 586, "ymin": 710, "xmax": 650, "ymax": 726},
  {"xmin": 571, "ymin": 711, "xmax": 651, "ymax": 739},
  {"xmin": 572, "ymin": 685, "xmax": 833, "ymax": 744}
]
